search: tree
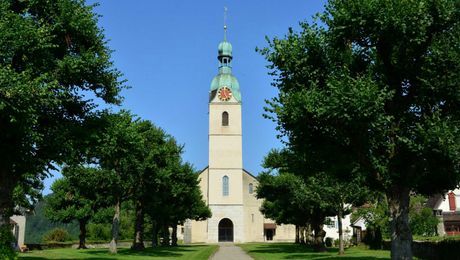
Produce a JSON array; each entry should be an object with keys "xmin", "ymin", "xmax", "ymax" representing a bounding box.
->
[
  {"xmin": 260, "ymin": 0, "xmax": 460, "ymax": 258},
  {"xmin": 146, "ymin": 157, "xmax": 211, "ymax": 247},
  {"xmin": 0, "ymin": 0, "xmax": 123, "ymax": 252},
  {"xmin": 45, "ymin": 166, "xmax": 111, "ymax": 249},
  {"xmin": 92, "ymin": 111, "xmax": 141, "ymax": 254},
  {"xmin": 259, "ymin": 148, "xmax": 368, "ymax": 254},
  {"xmin": 129, "ymin": 120, "xmax": 174, "ymax": 250},
  {"xmin": 258, "ymin": 150, "xmax": 337, "ymax": 252}
]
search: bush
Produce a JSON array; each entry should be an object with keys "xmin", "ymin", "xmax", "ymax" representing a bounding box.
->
[
  {"xmin": 363, "ymin": 226, "xmax": 382, "ymax": 249},
  {"xmin": 325, "ymin": 237, "xmax": 333, "ymax": 247},
  {"xmin": 413, "ymin": 239, "xmax": 460, "ymax": 260},
  {"xmin": 0, "ymin": 225, "xmax": 16, "ymax": 260},
  {"xmin": 43, "ymin": 228, "xmax": 72, "ymax": 242},
  {"xmin": 333, "ymin": 238, "xmax": 340, "ymax": 247},
  {"xmin": 88, "ymin": 223, "xmax": 111, "ymax": 241}
]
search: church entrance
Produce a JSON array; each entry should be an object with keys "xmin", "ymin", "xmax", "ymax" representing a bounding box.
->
[{"xmin": 218, "ymin": 218, "xmax": 233, "ymax": 242}]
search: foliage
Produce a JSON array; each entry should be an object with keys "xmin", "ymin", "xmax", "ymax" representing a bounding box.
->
[
  {"xmin": 412, "ymin": 239, "xmax": 460, "ymax": 260},
  {"xmin": 409, "ymin": 195, "xmax": 439, "ymax": 236},
  {"xmin": 353, "ymin": 194, "xmax": 439, "ymax": 240},
  {"xmin": 87, "ymin": 223, "xmax": 111, "ymax": 241},
  {"xmin": 325, "ymin": 237, "xmax": 333, "ymax": 247},
  {"xmin": 259, "ymin": 0, "xmax": 460, "ymax": 258},
  {"xmin": 0, "ymin": 0, "xmax": 124, "ymax": 223},
  {"xmin": 258, "ymin": 148, "xmax": 368, "ymax": 253},
  {"xmin": 42, "ymin": 228, "xmax": 72, "ymax": 242},
  {"xmin": 25, "ymin": 198, "xmax": 78, "ymax": 244},
  {"xmin": 0, "ymin": 224, "xmax": 16, "ymax": 260},
  {"xmin": 352, "ymin": 195, "xmax": 391, "ymax": 240}
]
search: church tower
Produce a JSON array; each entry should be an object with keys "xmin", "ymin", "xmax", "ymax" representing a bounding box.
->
[
  {"xmin": 182, "ymin": 14, "xmax": 297, "ymax": 245},
  {"xmin": 206, "ymin": 27, "xmax": 245, "ymax": 242}
]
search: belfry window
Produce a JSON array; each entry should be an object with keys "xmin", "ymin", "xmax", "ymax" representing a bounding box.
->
[
  {"xmin": 249, "ymin": 183, "xmax": 254, "ymax": 194},
  {"xmin": 222, "ymin": 111, "xmax": 229, "ymax": 126},
  {"xmin": 223, "ymin": 175, "xmax": 229, "ymax": 196}
]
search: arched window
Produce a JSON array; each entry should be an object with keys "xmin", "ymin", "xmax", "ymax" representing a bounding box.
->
[
  {"xmin": 249, "ymin": 183, "xmax": 254, "ymax": 194},
  {"xmin": 223, "ymin": 175, "xmax": 229, "ymax": 196},
  {"xmin": 222, "ymin": 111, "xmax": 229, "ymax": 126}
]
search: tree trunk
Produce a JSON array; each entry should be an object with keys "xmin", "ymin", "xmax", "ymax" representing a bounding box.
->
[
  {"xmin": 387, "ymin": 187, "xmax": 412, "ymax": 260},
  {"xmin": 161, "ymin": 224, "xmax": 170, "ymax": 246},
  {"xmin": 109, "ymin": 198, "xmax": 120, "ymax": 254},
  {"xmin": 0, "ymin": 172, "xmax": 15, "ymax": 233},
  {"xmin": 299, "ymin": 226, "xmax": 305, "ymax": 244},
  {"xmin": 305, "ymin": 224, "xmax": 313, "ymax": 245},
  {"xmin": 312, "ymin": 223, "xmax": 326, "ymax": 252},
  {"xmin": 295, "ymin": 225, "xmax": 299, "ymax": 244},
  {"xmin": 131, "ymin": 201, "xmax": 144, "ymax": 250},
  {"xmin": 151, "ymin": 221, "xmax": 158, "ymax": 247},
  {"xmin": 78, "ymin": 219, "xmax": 88, "ymax": 249},
  {"xmin": 171, "ymin": 225, "xmax": 178, "ymax": 246},
  {"xmin": 338, "ymin": 208, "xmax": 344, "ymax": 255}
]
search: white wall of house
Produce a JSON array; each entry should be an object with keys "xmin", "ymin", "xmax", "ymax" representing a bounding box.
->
[
  {"xmin": 10, "ymin": 215, "xmax": 26, "ymax": 247},
  {"xmin": 323, "ymin": 214, "xmax": 353, "ymax": 241}
]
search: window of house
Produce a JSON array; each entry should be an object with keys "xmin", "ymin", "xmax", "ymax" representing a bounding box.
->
[
  {"xmin": 326, "ymin": 217, "xmax": 336, "ymax": 228},
  {"xmin": 249, "ymin": 183, "xmax": 254, "ymax": 194},
  {"xmin": 251, "ymin": 214, "xmax": 254, "ymax": 223},
  {"xmin": 222, "ymin": 111, "xmax": 229, "ymax": 126},
  {"xmin": 223, "ymin": 175, "xmax": 229, "ymax": 196}
]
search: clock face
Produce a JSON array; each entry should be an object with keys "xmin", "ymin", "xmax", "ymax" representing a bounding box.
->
[{"xmin": 218, "ymin": 86, "xmax": 232, "ymax": 101}]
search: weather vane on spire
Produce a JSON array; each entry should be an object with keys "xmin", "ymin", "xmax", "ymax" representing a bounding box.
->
[{"xmin": 224, "ymin": 6, "xmax": 228, "ymax": 41}]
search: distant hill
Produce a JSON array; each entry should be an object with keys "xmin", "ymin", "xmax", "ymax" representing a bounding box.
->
[{"xmin": 25, "ymin": 196, "xmax": 79, "ymax": 244}]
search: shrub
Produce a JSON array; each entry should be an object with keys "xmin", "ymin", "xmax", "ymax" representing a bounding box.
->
[
  {"xmin": 413, "ymin": 239, "xmax": 460, "ymax": 260},
  {"xmin": 363, "ymin": 226, "xmax": 382, "ymax": 249},
  {"xmin": 325, "ymin": 237, "xmax": 333, "ymax": 247},
  {"xmin": 88, "ymin": 223, "xmax": 111, "ymax": 241},
  {"xmin": 0, "ymin": 225, "xmax": 16, "ymax": 260},
  {"xmin": 333, "ymin": 238, "xmax": 340, "ymax": 247},
  {"xmin": 43, "ymin": 228, "xmax": 72, "ymax": 242}
]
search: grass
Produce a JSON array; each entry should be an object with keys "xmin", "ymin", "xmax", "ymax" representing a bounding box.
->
[
  {"xmin": 238, "ymin": 243, "xmax": 391, "ymax": 260},
  {"xmin": 18, "ymin": 244, "xmax": 218, "ymax": 260}
]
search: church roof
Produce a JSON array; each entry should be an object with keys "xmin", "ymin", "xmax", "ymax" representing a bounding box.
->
[{"xmin": 198, "ymin": 166, "xmax": 258, "ymax": 181}]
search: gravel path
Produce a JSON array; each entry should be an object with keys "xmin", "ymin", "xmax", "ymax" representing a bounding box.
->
[{"xmin": 210, "ymin": 243, "xmax": 253, "ymax": 260}]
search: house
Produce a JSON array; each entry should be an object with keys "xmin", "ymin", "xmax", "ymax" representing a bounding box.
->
[
  {"xmin": 10, "ymin": 214, "xmax": 26, "ymax": 249},
  {"xmin": 428, "ymin": 188, "xmax": 460, "ymax": 236}
]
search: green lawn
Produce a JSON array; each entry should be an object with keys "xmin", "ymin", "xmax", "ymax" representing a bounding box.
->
[
  {"xmin": 18, "ymin": 245, "xmax": 218, "ymax": 260},
  {"xmin": 238, "ymin": 243, "xmax": 390, "ymax": 260}
]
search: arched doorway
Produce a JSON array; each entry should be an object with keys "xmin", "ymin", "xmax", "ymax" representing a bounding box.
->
[{"xmin": 218, "ymin": 218, "xmax": 233, "ymax": 242}]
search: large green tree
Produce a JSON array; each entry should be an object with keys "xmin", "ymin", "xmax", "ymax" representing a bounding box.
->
[
  {"xmin": 259, "ymin": 149, "xmax": 367, "ymax": 253},
  {"xmin": 0, "ymin": 0, "xmax": 123, "ymax": 251},
  {"xmin": 129, "ymin": 120, "xmax": 177, "ymax": 250},
  {"xmin": 45, "ymin": 166, "xmax": 111, "ymax": 249},
  {"xmin": 91, "ymin": 111, "xmax": 141, "ymax": 254},
  {"xmin": 260, "ymin": 0, "xmax": 460, "ymax": 259}
]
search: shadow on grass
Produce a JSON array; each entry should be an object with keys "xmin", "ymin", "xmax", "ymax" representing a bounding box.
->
[
  {"xmin": 243, "ymin": 243, "xmax": 389, "ymax": 260},
  {"xmin": 19, "ymin": 245, "xmax": 210, "ymax": 260},
  {"xmin": 83, "ymin": 245, "xmax": 203, "ymax": 258}
]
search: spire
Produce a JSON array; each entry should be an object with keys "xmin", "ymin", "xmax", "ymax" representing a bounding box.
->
[
  {"xmin": 218, "ymin": 7, "xmax": 232, "ymax": 74},
  {"xmin": 224, "ymin": 7, "xmax": 228, "ymax": 41},
  {"xmin": 210, "ymin": 7, "xmax": 241, "ymax": 102}
]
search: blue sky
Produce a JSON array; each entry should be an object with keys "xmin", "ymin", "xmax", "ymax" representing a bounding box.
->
[{"xmin": 43, "ymin": 0, "xmax": 327, "ymax": 194}]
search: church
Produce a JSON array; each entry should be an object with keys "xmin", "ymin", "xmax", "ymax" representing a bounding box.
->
[{"xmin": 182, "ymin": 31, "xmax": 296, "ymax": 243}]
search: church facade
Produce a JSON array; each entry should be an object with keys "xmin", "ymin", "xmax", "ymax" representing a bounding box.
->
[{"xmin": 182, "ymin": 37, "xmax": 296, "ymax": 243}]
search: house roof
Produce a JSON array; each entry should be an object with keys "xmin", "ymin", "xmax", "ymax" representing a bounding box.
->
[{"xmin": 426, "ymin": 194, "xmax": 444, "ymax": 209}]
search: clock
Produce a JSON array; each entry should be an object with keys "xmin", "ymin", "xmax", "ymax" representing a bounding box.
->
[{"xmin": 218, "ymin": 86, "xmax": 232, "ymax": 101}]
